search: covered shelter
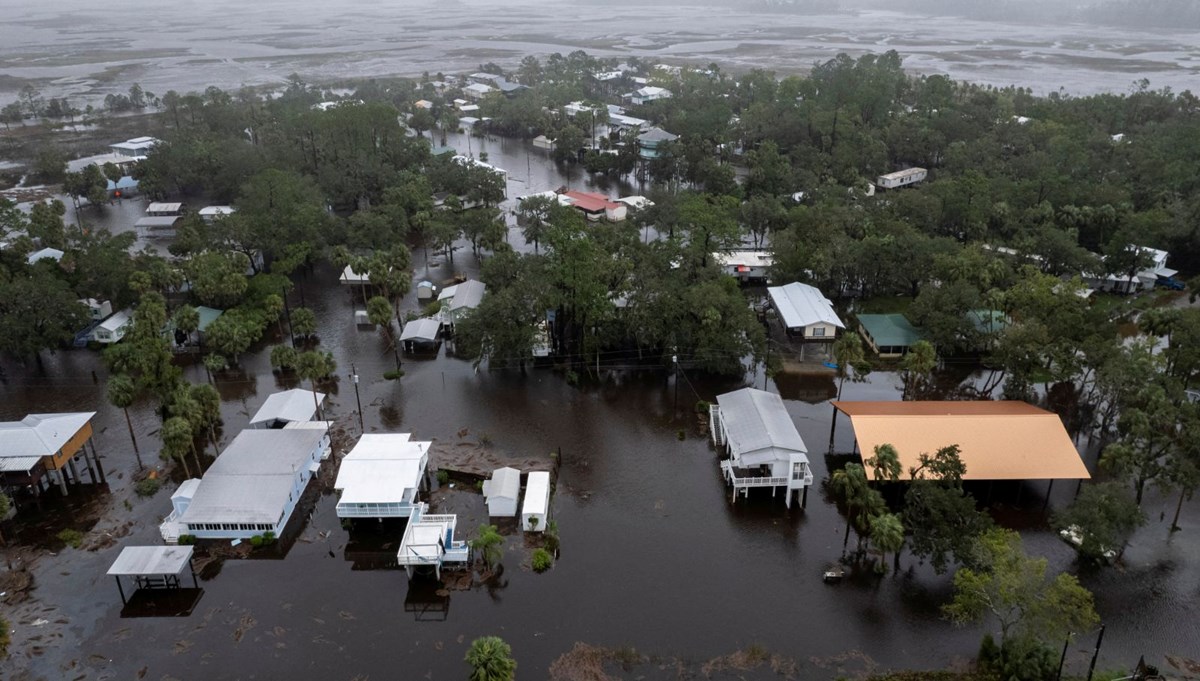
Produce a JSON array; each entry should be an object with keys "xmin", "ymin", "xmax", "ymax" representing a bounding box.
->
[
  {"xmin": 768, "ymin": 282, "xmax": 844, "ymax": 340},
  {"xmin": 831, "ymin": 401, "xmax": 1090, "ymax": 483},
  {"xmin": 521, "ymin": 471, "xmax": 550, "ymax": 531},
  {"xmin": 401, "ymin": 318, "xmax": 441, "ymax": 350},
  {"xmin": 856, "ymin": 313, "xmax": 923, "ymax": 358},
  {"xmin": 482, "ymin": 467, "xmax": 521, "ymax": 518},
  {"xmin": 333, "ymin": 433, "xmax": 431, "ymax": 519},
  {"xmin": 107, "ymin": 546, "xmax": 197, "ymax": 604},
  {"xmin": 710, "ymin": 388, "xmax": 813, "ymax": 509},
  {"xmin": 249, "ymin": 389, "xmax": 327, "ymax": 428}
]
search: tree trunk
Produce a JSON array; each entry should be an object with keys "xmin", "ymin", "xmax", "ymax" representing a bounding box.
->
[
  {"xmin": 190, "ymin": 445, "xmax": 203, "ymax": 476},
  {"xmin": 1171, "ymin": 487, "xmax": 1188, "ymax": 532},
  {"xmin": 122, "ymin": 407, "xmax": 143, "ymax": 470},
  {"xmin": 843, "ymin": 518, "xmax": 851, "ymax": 551},
  {"xmin": 893, "ymin": 547, "xmax": 901, "ymax": 573},
  {"xmin": 177, "ymin": 452, "xmax": 192, "ymax": 479}
]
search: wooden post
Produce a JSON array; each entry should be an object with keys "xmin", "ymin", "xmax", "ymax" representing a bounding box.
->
[
  {"xmin": 81, "ymin": 451, "xmax": 98, "ymax": 484},
  {"xmin": 802, "ymin": 486, "xmax": 808, "ymax": 509},
  {"xmin": 67, "ymin": 458, "xmax": 80, "ymax": 486},
  {"xmin": 1042, "ymin": 479, "xmax": 1055, "ymax": 514},
  {"xmin": 89, "ymin": 439, "xmax": 106, "ymax": 485},
  {"xmin": 56, "ymin": 467, "xmax": 69, "ymax": 496},
  {"xmin": 115, "ymin": 576, "xmax": 126, "ymax": 605}
]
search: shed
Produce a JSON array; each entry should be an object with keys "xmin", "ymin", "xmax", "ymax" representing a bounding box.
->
[
  {"xmin": 248, "ymin": 389, "xmax": 327, "ymax": 428},
  {"xmin": 768, "ymin": 282, "xmax": 843, "ymax": 339},
  {"xmin": 145, "ymin": 202, "xmax": 183, "ymax": 216},
  {"xmin": 198, "ymin": 206, "xmax": 236, "ymax": 222},
  {"xmin": 416, "ymin": 280, "xmax": 436, "ymax": 301},
  {"xmin": 857, "ymin": 313, "xmax": 923, "ymax": 358},
  {"xmin": 482, "ymin": 467, "xmax": 521, "ymax": 517},
  {"xmin": 107, "ymin": 546, "xmax": 197, "ymax": 604},
  {"xmin": 94, "ymin": 309, "xmax": 133, "ymax": 344},
  {"xmin": 401, "ymin": 318, "xmax": 441, "ymax": 349},
  {"xmin": 713, "ymin": 250, "xmax": 772, "ymax": 283},
  {"xmin": 521, "ymin": 471, "xmax": 550, "ymax": 531},
  {"xmin": 437, "ymin": 280, "xmax": 486, "ymax": 324}
]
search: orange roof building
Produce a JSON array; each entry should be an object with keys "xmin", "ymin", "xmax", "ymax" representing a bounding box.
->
[{"xmin": 832, "ymin": 401, "xmax": 1090, "ymax": 480}]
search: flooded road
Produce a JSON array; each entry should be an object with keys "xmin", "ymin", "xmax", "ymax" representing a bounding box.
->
[
  {"xmin": 2, "ymin": 0, "xmax": 1199, "ymax": 107},
  {"xmin": 2, "ymin": 230, "xmax": 1199, "ymax": 679}
]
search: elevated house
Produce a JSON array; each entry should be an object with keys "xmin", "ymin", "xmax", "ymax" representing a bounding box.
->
[
  {"xmin": 856, "ymin": 313, "xmax": 923, "ymax": 358},
  {"xmin": 768, "ymin": 282, "xmax": 844, "ymax": 340},
  {"xmin": 395, "ymin": 504, "xmax": 470, "ymax": 579},
  {"xmin": 709, "ymin": 388, "xmax": 814, "ymax": 509},
  {"xmin": 875, "ymin": 168, "xmax": 927, "ymax": 190},
  {"xmin": 110, "ymin": 136, "xmax": 158, "ymax": 159},
  {"xmin": 333, "ymin": 433, "xmax": 431, "ymax": 519},
  {"xmin": 27, "ymin": 247, "xmax": 64, "ymax": 265},
  {"xmin": 437, "ymin": 279, "xmax": 486, "ymax": 326},
  {"xmin": 713, "ymin": 250, "xmax": 772, "ymax": 283},
  {"xmin": 0, "ymin": 412, "xmax": 102, "ymax": 499},
  {"xmin": 159, "ymin": 428, "xmax": 329, "ymax": 542},
  {"xmin": 248, "ymin": 389, "xmax": 327, "ymax": 429},
  {"xmin": 637, "ymin": 127, "xmax": 678, "ymax": 160},
  {"xmin": 463, "ymin": 83, "xmax": 495, "ymax": 100}
]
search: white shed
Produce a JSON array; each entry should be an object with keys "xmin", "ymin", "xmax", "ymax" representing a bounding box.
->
[
  {"xmin": 521, "ymin": 471, "xmax": 550, "ymax": 532},
  {"xmin": 482, "ymin": 466, "xmax": 521, "ymax": 517}
]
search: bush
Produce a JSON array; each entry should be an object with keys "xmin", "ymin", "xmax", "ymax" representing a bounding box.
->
[
  {"xmin": 383, "ymin": 369, "xmax": 404, "ymax": 380},
  {"xmin": 0, "ymin": 614, "xmax": 9, "ymax": 659},
  {"xmin": 262, "ymin": 531, "xmax": 276, "ymax": 544},
  {"xmin": 56, "ymin": 528, "xmax": 84, "ymax": 549},
  {"xmin": 676, "ymin": 429, "xmax": 686, "ymax": 441},
  {"xmin": 695, "ymin": 399, "xmax": 711, "ymax": 413},
  {"xmin": 531, "ymin": 548, "xmax": 553, "ymax": 572},
  {"xmin": 436, "ymin": 470, "xmax": 450, "ymax": 485},
  {"xmin": 249, "ymin": 534, "xmax": 264, "ymax": 547},
  {"xmin": 978, "ymin": 635, "xmax": 1058, "ymax": 681},
  {"xmin": 134, "ymin": 477, "xmax": 162, "ymax": 497},
  {"xmin": 177, "ymin": 534, "xmax": 197, "ymax": 545}
]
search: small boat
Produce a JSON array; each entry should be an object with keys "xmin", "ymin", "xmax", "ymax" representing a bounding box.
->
[{"xmin": 823, "ymin": 565, "xmax": 845, "ymax": 583}]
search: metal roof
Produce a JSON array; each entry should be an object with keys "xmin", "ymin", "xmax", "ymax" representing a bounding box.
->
[
  {"xmin": 768, "ymin": 282, "xmax": 843, "ymax": 330},
  {"xmin": 107, "ymin": 546, "xmax": 193, "ymax": 576},
  {"xmin": 857, "ymin": 314, "xmax": 923, "ymax": 348},
  {"xmin": 198, "ymin": 206, "xmax": 236, "ymax": 216},
  {"xmin": 716, "ymin": 388, "xmax": 807, "ymax": 461},
  {"xmin": 27, "ymin": 247, "xmax": 64, "ymax": 264},
  {"xmin": 833, "ymin": 401, "xmax": 1090, "ymax": 480},
  {"xmin": 447, "ymin": 280, "xmax": 486, "ymax": 311},
  {"xmin": 0, "ymin": 412, "xmax": 94, "ymax": 458},
  {"xmin": 248, "ymin": 389, "xmax": 326, "ymax": 425},
  {"xmin": 334, "ymin": 434, "xmax": 429, "ymax": 505},
  {"xmin": 208, "ymin": 429, "xmax": 326, "ymax": 476},
  {"xmin": 135, "ymin": 216, "xmax": 179, "ymax": 228},
  {"xmin": 0, "ymin": 455, "xmax": 43, "ymax": 472},
  {"xmin": 400, "ymin": 318, "xmax": 441, "ymax": 343},
  {"xmin": 522, "ymin": 471, "xmax": 550, "ymax": 516},
  {"xmin": 712, "ymin": 250, "xmax": 772, "ymax": 269},
  {"xmin": 483, "ymin": 467, "xmax": 521, "ymax": 503},
  {"xmin": 637, "ymin": 127, "xmax": 678, "ymax": 143}
]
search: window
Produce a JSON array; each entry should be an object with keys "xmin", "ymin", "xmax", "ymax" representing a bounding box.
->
[
  {"xmin": 792, "ymin": 462, "xmax": 806, "ymax": 481},
  {"xmin": 811, "ymin": 327, "xmax": 826, "ymax": 338}
]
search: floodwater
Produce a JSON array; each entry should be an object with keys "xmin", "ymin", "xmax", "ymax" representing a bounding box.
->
[
  {"xmin": 2, "ymin": 209, "xmax": 1199, "ymax": 679},
  {"xmin": 1, "ymin": 0, "xmax": 1199, "ymax": 107}
]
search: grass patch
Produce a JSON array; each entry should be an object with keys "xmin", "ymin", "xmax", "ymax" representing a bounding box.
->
[{"xmin": 56, "ymin": 528, "xmax": 84, "ymax": 549}]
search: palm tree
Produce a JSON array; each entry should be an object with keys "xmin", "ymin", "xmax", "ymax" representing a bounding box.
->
[
  {"xmin": 469, "ymin": 524, "xmax": 504, "ymax": 570},
  {"xmin": 869, "ymin": 512, "xmax": 905, "ymax": 573},
  {"xmin": 865, "ymin": 443, "xmax": 902, "ymax": 485},
  {"xmin": 167, "ymin": 387, "xmax": 208, "ymax": 470},
  {"xmin": 900, "ymin": 340, "xmax": 937, "ymax": 400},
  {"xmin": 296, "ymin": 350, "xmax": 335, "ymax": 420},
  {"xmin": 464, "ymin": 636, "xmax": 516, "ymax": 681},
  {"xmin": 106, "ymin": 373, "xmax": 144, "ymax": 470},
  {"xmin": 190, "ymin": 383, "xmax": 223, "ymax": 458},
  {"xmin": 830, "ymin": 463, "xmax": 885, "ymax": 555},
  {"xmin": 366, "ymin": 295, "xmax": 394, "ymax": 336},
  {"xmin": 828, "ymin": 331, "xmax": 869, "ymax": 451},
  {"xmin": 160, "ymin": 416, "xmax": 194, "ymax": 478}
]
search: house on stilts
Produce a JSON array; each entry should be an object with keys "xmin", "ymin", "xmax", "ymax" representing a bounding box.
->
[{"xmin": 709, "ymin": 388, "xmax": 814, "ymax": 508}]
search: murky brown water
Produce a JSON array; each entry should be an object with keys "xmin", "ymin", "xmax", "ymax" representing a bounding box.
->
[{"xmin": 2, "ymin": 214, "xmax": 1198, "ymax": 678}]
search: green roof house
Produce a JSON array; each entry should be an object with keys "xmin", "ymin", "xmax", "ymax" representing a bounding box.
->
[{"xmin": 857, "ymin": 313, "xmax": 923, "ymax": 358}]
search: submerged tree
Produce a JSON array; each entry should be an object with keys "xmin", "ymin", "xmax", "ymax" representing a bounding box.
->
[
  {"xmin": 106, "ymin": 374, "xmax": 144, "ymax": 470},
  {"xmin": 1053, "ymin": 481, "xmax": 1144, "ymax": 563},
  {"xmin": 469, "ymin": 524, "xmax": 505, "ymax": 570},
  {"xmin": 465, "ymin": 636, "xmax": 516, "ymax": 681}
]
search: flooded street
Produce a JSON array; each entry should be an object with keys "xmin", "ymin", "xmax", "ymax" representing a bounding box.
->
[
  {"xmin": 1, "ymin": 0, "xmax": 1199, "ymax": 106},
  {"xmin": 2, "ymin": 231, "xmax": 1198, "ymax": 678}
]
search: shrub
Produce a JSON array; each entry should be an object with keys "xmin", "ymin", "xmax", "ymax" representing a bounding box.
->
[
  {"xmin": 177, "ymin": 534, "xmax": 197, "ymax": 546},
  {"xmin": 544, "ymin": 519, "xmax": 560, "ymax": 554},
  {"xmin": 134, "ymin": 477, "xmax": 162, "ymax": 497},
  {"xmin": 262, "ymin": 531, "xmax": 276, "ymax": 544},
  {"xmin": 0, "ymin": 614, "xmax": 9, "ymax": 659},
  {"xmin": 249, "ymin": 534, "xmax": 264, "ymax": 547},
  {"xmin": 676, "ymin": 429, "xmax": 686, "ymax": 441},
  {"xmin": 436, "ymin": 470, "xmax": 450, "ymax": 485},
  {"xmin": 479, "ymin": 433, "xmax": 493, "ymax": 447},
  {"xmin": 531, "ymin": 548, "xmax": 553, "ymax": 572},
  {"xmin": 383, "ymin": 369, "xmax": 404, "ymax": 380},
  {"xmin": 465, "ymin": 636, "xmax": 516, "ymax": 681},
  {"xmin": 56, "ymin": 528, "xmax": 84, "ymax": 549},
  {"xmin": 695, "ymin": 399, "xmax": 711, "ymax": 413}
]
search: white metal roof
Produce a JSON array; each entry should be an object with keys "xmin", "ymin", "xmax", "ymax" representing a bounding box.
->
[
  {"xmin": 107, "ymin": 546, "xmax": 193, "ymax": 576},
  {"xmin": 98, "ymin": 310, "xmax": 132, "ymax": 332},
  {"xmin": 768, "ymin": 282, "xmax": 843, "ymax": 330},
  {"xmin": 617, "ymin": 195, "xmax": 654, "ymax": 209},
  {"xmin": 146, "ymin": 202, "xmax": 182, "ymax": 213},
  {"xmin": 400, "ymin": 318, "xmax": 441, "ymax": 343},
  {"xmin": 340, "ymin": 264, "xmax": 370, "ymax": 284},
  {"xmin": 198, "ymin": 206, "xmax": 236, "ymax": 216},
  {"xmin": 0, "ymin": 455, "xmax": 43, "ymax": 472},
  {"xmin": 334, "ymin": 434, "xmax": 429, "ymax": 504},
  {"xmin": 713, "ymin": 250, "xmax": 773, "ymax": 269},
  {"xmin": 171, "ymin": 478, "xmax": 201, "ymax": 501},
  {"xmin": 878, "ymin": 168, "xmax": 927, "ymax": 181},
  {"xmin": 135, "ymin": 216, "xmax": 179, "ymax": 228},
  {"xmin": 483, "ymin": 467, "xmax": 521, "ymax": 503},
  {"xmin": 0, "ymin": 412, "xmax": 95, "ymax": 458},
  {"xmin": 522, "ymin": 471, "xmax": 550, "ymax": 516},
  {"xmin": 447, "ymin": 279, "xmax": 485, "ymax": 311},
  {"xmin": 207, "ymin": 429, "xmax": 325, "ymax": 476},
  {"xmin": 716, "ymin": 388, "xmax": 807, "ymax": 463},
  {"xmin": 27, "ymin": 247, "xmax": 64, "ymax": 264},
  {"xmin": 248, "ymin": 389, "xmax": 326, "ymax": 425}
]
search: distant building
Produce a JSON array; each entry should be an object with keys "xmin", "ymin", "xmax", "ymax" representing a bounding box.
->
[
  {"xmin": 713, "ymin": 250, "xmax": 772, "ymax": 283},
  {"xmin": 463, "ymin": 83, "xmax": 495, "ymax": 100},
  {"xmin": 109, "ymin": 136, "xmax": 158, "ymax": 159},
  {"xmin": 248, "ymin": 389, "xmax": 327, "ymax": 429},
  {"xmin": 875, "ymin": 168, "xmax": 927, "ymax": 190},
  {"xmin": 26, "ymin": 247, "xmax": 64, "ymax": 265},
  {"xmin": 767, "ymin": 282, "xmax": 844, "ymax": 339},
  {"xmin": 198, "ymin": 206, "xmax": 236, "ymax": 222},
  {"xmin": 560, "ymin": 190, "xmax": 628, "ymax": 222},
  {"xmin": 93, "ymin": 309, "xmax": 133, "ymax": 344},
  {"xmin": 625, "ymin": 86, "xmax": 673, "ymax": 106},
  {"xmin": 437, "ymin": 280, "xmax": 486, "ymax": 325},
  {"xmin": 637, "ymin": 127, "xmax": 678, "ymax": 159}
]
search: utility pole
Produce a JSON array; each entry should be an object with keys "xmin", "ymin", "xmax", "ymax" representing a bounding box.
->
[
  {"xmin": 672, "ymin": 352, "xmax": 679, "ymax": 419},
  {"xmin": 1056, "ymin": 635, "xmax": 1071, "ymax": 681},
  {"xmin": 282, "ymin": 285, "xmax": 295, "ymax": 348},
  {"xmin": 1086, "ymin": 625, "xmax": 1105, "ymax": 681},
  {"xmin": 350, "ymin": 363, "xmax": 363, "ymax": 432}
]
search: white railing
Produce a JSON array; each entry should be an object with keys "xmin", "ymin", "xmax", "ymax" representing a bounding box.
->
[
  {"xmin": 730, "ymin": 475, "xmax": 790, "ymax": 487},
  {"xmin": 336, "ymin": 503, "xmax": 418, "ymax": 518},
  {"xmin": 418, "ymin": 514, "xmax": 457, "ymax": 525},
  {"xmin": 709, "ymin": 405, "xmax": 725, "ymax": 446}
]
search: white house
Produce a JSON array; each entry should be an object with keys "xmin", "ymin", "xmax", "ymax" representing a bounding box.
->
[
  {"xmin": 625, "ymin": 86, "xmax": 672, "ymax": 105},
  {"xmin": 160, "ymin": 428, "xmax": 329, "ymax": 542},
  {"xmin": 1084, "ymin": 246, "xmax": 1177, "ymax": 294},
  {"xmin": 521, "ymin": 471, "xmax": 550, "ymax": 531},
  {"xmin": 93, "ymin": 309, "xmax": 133, "ymax": 344},
  {"xmin": 79, "ymin": 298, "xmax": 113, "ymax": 321},
  {"xmin": 395, "ymin": 505, "xmax": 470, "ymax": 579},
  {"xmin": 248, "ymin": 389, "xmax": 327, "ymax": 429},
  {"xmin": 110, "ymin": 136, "xmax": 158, "ymax": 159},
  {"xmin": 713, "ymin": 250, "xmax": 773, "ymax": 283},
  {"xmin": 26, "ymin": 247, "xmax": 64, "ymax": 265},
  {"xmin": 400, "ymin": 318, "xmax": 441, "ymax": 350},
  {"xmin": 437, "ymin": 280, "xmax": 486, "ymax": 325},
  {"xmin": 876, "ymin": 168, "xmax": 927, "ymax": 189},
  {"xmin": 333, "ymin": 433, "xmax": 431, "ymax": 519},
  {"xmin": 482, "ymin": 467, "xmax": 521, "ymax": 517},
  {"xmin": 463, "ymin": 83, "xmax": 495, "ymax": 100},
  {"xmin": 767, "ymin": 282, "xmax": 844, "ymax": 339},
  {"xmin": 145, "ymin": 202, "xmax": 183, "ymax": 216},
  {"xmin": 709, "ymin": 388, "xmax": 814, "ymax": 509},
  {"xmin": 198, "ymin": 206, "xmax": 236, "ymax": 222}
]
